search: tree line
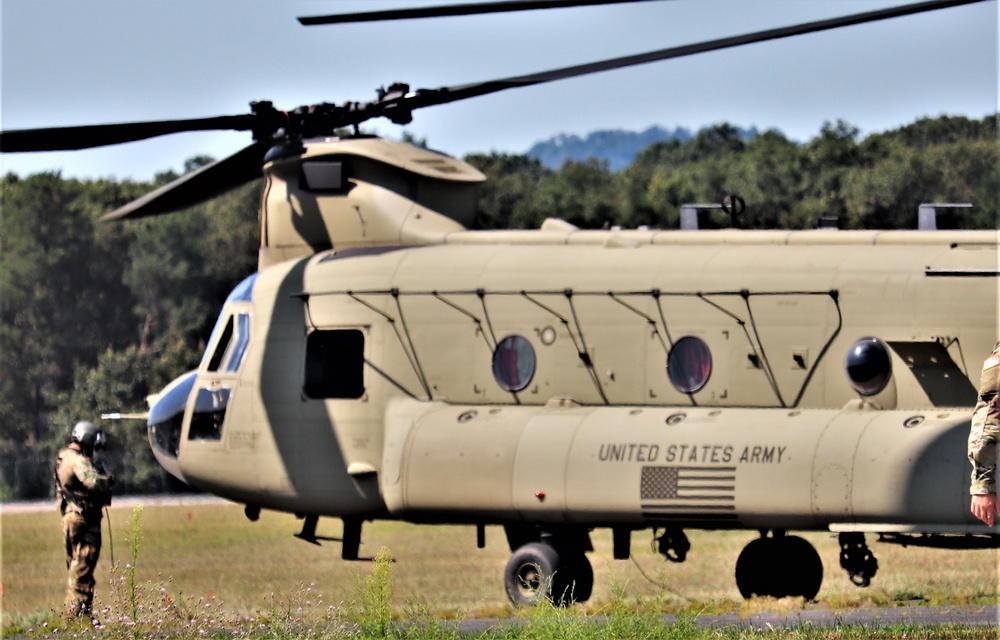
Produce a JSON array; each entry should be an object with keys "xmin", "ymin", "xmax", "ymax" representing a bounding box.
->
[{"xmin": 1, "ymin": 115, "xmax": 996, "ymax": 500}]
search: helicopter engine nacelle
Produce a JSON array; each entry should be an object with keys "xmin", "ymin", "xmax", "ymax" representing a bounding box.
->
[{"xmin": 258, "ymin": 138, "xmax": 485, "ymax": 268}]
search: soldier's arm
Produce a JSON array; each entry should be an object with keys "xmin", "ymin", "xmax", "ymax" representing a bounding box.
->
[
  {"xmin": 72, "ymin": 456, "xmax": 112, "ymax": 494},
  {"xmin": 968, "ymin": 395, "xmax": 999, "ymax": 495}
]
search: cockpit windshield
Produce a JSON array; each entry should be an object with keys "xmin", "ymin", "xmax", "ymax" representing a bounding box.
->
[
  {"xmin": 226, "ymin": 272, "xmax": 258, "ymax": 304},
  {"xmin": 201, "ymin": 273, "xmax": 257, "ymax": 371},
  {"xmin": 148, "ymin": 370, "xmax": 197, "ymax": 459}
]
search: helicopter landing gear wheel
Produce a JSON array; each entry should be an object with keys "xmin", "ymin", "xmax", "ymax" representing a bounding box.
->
[
  {"xmin": 503, "ymin": 543, "xmax": 594, "ymax": 606},
  {"xmin": 552, "ymin": 552, "xmax": 593, "ymax": 604},
  {"xmin": 735, "ymin": 537, "xmax": 777, "ymax": 598},
  {"xmin": 735, "ymin": 534, "xmax": 823, "ymax": 600},
  {"xmin": 782, "ymin": 535, "xmax": 823, "ymax": 600},
  {"xmin": 504, "ymin": 543, "xmax": 560, "ymax": 606}
]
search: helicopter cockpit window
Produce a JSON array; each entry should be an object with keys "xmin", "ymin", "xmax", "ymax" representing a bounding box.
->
[
  {"xmin": 492, "ymin": 334, "xmax": 536, "ymax": 392},
  {"xmin": 206, "ymin": 316, "xmax": 234, "ymax": 372},
  {"xmin": 301, "ymin": 160, "xmax": 347, "ymax": 193},
  {"xmin": 667, "ymin": 336, "xmax": 712, "ymax": 394},
  {"xmin": 148, "ymin": 370, "xmax": 197, "ymax": 459},
  {"xmin": 201, "ymin": 273, "xmax": 258, "ymax": 372},
  {"xmin": 304, "ymin": 329, "xmax": 366, "ymax": 399},
  {"xmin": 188, "ymin": 386, "xmax": 230, "ymax": 441},
  {"xmin": 203, "ymin": 312, "xmax": 251, "ymax": 373},
  {"xmin": 227, "ymin": 273, "xmax": 258, "ymax": 303},
  {"xmin": 226, "ymin": 313, "xmax": 251, "ymax": 372}
]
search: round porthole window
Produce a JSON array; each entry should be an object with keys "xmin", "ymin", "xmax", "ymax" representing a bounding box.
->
[
  {"xmin": 492, "ymin": 335, "xmax": 536, "ymax": 392},
  {"xmin": 844, "ymin": 336, "xmax": 892, "ymax": 396},
  {"xmin": 667, "ymin": 336, "xmax": 712, "ymax": 394}
]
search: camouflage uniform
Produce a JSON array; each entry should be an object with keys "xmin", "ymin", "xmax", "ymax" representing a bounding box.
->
[
  {"xmin": 968, "ymin": 341, "xmax": 1000, "ymax": 495},
  {"xmin": 55, "ymin": 445, "xmax": 112, "ymax": 618}
]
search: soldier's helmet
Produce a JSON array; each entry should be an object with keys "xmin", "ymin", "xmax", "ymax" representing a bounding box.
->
[{"xmin": 71, "ymin": 421, "xmax": 105, "ymax": 452}]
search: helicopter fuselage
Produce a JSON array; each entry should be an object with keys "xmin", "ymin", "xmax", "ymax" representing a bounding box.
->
[
  {"xmin": 149, "ymin": 229, "xmax": 997, "ymax": 530},
  {"xmin": 138, "ymin": 137, "xmax": 998, "ymax": 603}
]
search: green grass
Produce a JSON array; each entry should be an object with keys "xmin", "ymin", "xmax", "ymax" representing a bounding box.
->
[{"xmin": 2, "ymin": 500, "xmax": 997, "ymax": 639}]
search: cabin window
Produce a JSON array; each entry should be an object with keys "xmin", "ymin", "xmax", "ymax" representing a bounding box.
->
[
  {"xmin": 188, "ymin": 387, "xmax": 230, "ymax": 441},
  {"xmin": 304, "ymin": 329, "xmax": 366, "ymax": 399},
  {"xmin": 667, "ymin": 336, "xmax": 712, "ymax": 394},
  {"xmin": 492, "ymin": 334, "xmax": 536, "ymax": 392}
]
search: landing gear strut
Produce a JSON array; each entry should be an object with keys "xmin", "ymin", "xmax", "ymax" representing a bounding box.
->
[
  {"xmin": 655, "ymin": 527, "xmax": 690, "ymax": 562},
  {"xmin": 838, "ymin": 532, "xmax": 878, "ymax": 587},
  {"xmin": 735, "ymin": 530, "xmax": 823, "ymax": 600}
]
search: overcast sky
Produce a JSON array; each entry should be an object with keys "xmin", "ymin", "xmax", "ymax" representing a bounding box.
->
[{"xmin": 1, "ymin": 0, "xmax": 997, "ymax": 181}]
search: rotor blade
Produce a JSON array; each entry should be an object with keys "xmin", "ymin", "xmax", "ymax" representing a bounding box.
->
[
  {"xmin": 0, "ymin": 114, "xmax": 257, "ymax": 153},
  {"xmin": 351, "ymin": 0, "xmax": 987, "ymax": 125},
  {"xmin": 299, "ymin": 0, "xmax": 654, "ymax": 25},
  {"xmin": 102, "ymin": 142, "xmax": 269, "ymax": 221}
]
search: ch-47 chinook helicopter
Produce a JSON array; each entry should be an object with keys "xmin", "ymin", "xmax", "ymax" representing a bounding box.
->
[{"xmin": 2, "ymin": 0, "xmax": 997, "ymax": 606}]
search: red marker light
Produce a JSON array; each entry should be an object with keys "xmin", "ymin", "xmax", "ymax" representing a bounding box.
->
[{"xmin": 535, "ymin": 491, "xmax": 546, "ymax": 501}]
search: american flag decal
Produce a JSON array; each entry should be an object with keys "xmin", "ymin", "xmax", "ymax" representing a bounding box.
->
[{"xmin": 641, "ymin": 465, "xmax": 738, "ymax": 523}]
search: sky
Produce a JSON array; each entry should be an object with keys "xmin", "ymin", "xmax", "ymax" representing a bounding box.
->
[{"xmin": 0, "ymin": 0, "xmax": 997, "ymax": 182}]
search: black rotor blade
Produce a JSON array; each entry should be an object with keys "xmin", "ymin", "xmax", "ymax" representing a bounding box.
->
[
  {"xmin": 299, "ymin": 0, "xmax": 654, "ymax": 25},
  {"xmin": 354, "ymin": 0, "xmax": 987, "ymax": 125},
  {"xmin": 101, "ymin": 142, "xmax": 269, "ymax": 221},
  {"xmin": 0, "ymin": 114, "xmax": 257, "ymax": 153},
  {"xmin": 5, "ymin": 0, "xmax": 985, "ymax": 159}
]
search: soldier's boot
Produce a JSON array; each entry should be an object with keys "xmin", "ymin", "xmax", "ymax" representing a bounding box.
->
[{"xmin": 64, "ymin": 588, "xmax": 93, "ymax": 619}]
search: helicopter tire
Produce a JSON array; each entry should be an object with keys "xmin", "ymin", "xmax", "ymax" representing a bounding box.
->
[
  {"xmin": 735, "ymin": 535, "xmax": 823, "ymax": 600},
  {"xmin": 735, "ymin": 537, "xmax": 778, "ymax": 599},
  {"xmin": 552, "ymin": 551, "xmax": 593, "ymax": 604},
  {"xmin": 504, "ymin": 542, "xmax": 560, "ymax": 607},
  {"xmin": 782, "ymin": 535, "xmax": 823, "ymax": 600}
]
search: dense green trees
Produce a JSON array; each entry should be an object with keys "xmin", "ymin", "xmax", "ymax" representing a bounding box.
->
[
  {"xmin": 0, "ymin": 172, "xmax": 260, "ymax": 499},
  {"xmin": 1, "ymin": 114, "xmax": 996, "ymax": 500},
  {"xmin": 466, "ymin": 115, "xmax": 998, "ymax": 232}
]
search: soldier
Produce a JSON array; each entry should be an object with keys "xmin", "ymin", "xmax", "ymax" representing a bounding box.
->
[
  {"xmin": 969, "ymin": 342, "xmax": 1000, "ymax": 527},
  {"xmin": 55, "ymin": 421, "xmax": 113, "ymax": 618}
]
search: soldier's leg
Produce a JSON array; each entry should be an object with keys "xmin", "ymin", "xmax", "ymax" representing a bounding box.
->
[
  {"xmin": 63, "ymin": 514, "xmax": 102, "ymax": 617},
  {"xmin": 63, "ymin": 514, "xmax": 74, "ymax": 570},
  {"xmin": 62, "ymin": 513, "xmax": 85, "ymax": 617},
  {"xmin": 79, "ymin": 519, "xmax": 103, "ymax": 615}
]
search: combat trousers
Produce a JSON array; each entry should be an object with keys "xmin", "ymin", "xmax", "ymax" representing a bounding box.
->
[{"xmin": 62, "ymin": 511, "xmax": 102, "ymax": 617}]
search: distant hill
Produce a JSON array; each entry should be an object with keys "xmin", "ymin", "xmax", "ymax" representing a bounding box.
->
[{"xmin": 527, "ymin": 125, "xmax": 758, "ymax": 170}]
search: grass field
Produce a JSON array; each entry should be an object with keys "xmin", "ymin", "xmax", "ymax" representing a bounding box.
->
[{"xmin": 2, "ymin": 499, "xmax": 997, "ymax": 636}]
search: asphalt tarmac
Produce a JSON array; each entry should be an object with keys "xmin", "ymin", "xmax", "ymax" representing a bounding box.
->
[{"xmin": 453, "ymin": 605, "xmax": 1000, "ymax": 634}]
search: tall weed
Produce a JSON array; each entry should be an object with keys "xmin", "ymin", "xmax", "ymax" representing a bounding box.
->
[{"xmin": 353, "ymin": 547, "xmax": 395, "ymax": 638}]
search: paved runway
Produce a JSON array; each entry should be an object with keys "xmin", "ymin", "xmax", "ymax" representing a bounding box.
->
[
  {"xmin": 455, "ymin": 605, "xmax": 999, "ymax": 634},
  {"xmin": 691, "ymin": 604, "xmax": 999, "ymax": 629}
]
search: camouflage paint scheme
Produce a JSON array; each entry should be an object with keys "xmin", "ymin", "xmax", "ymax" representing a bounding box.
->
[
  {"xmin": 55, "ymin": 446, "xmax": 112, "ymax": 617},
  {"xmin": 968, "ymin": 342, "xmax": 1000, "ymax": 495}
]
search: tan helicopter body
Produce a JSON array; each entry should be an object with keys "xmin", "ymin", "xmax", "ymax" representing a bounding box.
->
[
  {"xmin": 3, "ymin": 0, "xmax": 993, "ymax": 606},
  {"xmin": 143, "ymin": 137, "xmax": 998, "ymax": 603}
]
